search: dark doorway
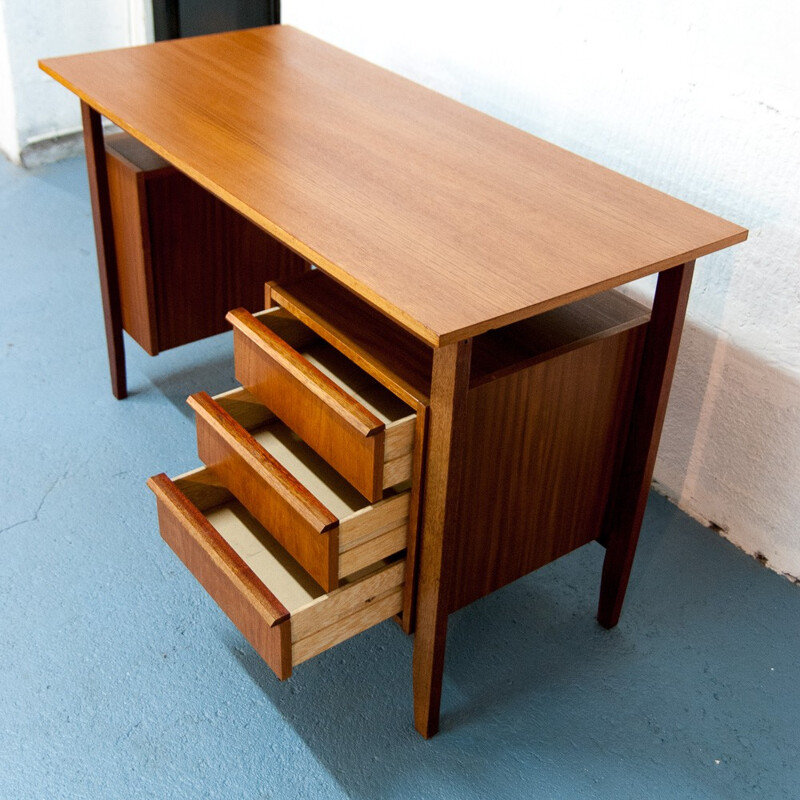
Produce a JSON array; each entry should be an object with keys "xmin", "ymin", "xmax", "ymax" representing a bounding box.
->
[{"xmin": 153, "ymin": 0, "xmax": 280, "ymax": 40}]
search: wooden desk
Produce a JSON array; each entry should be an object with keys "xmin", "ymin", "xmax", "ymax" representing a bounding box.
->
[{"xmin": 41, "ymin": 26, "xmax": 747, "ymax": 737}]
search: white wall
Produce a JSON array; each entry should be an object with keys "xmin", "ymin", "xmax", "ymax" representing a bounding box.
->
[
  {"xmin": 285, "ymin": 1, "xmax": 800, "ymax": 580},
  {"xmin": 0, "ymin": 0, "xmax": 151, "ymax": 163},
  {"xmin": 0, "ymin": 3, "xmax": 18, "ymax": 158}
]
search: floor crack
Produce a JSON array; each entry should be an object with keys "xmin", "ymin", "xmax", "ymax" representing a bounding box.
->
[{"xmin": 0, "ymin": 469, "xmax": 69, "ymax": 534}]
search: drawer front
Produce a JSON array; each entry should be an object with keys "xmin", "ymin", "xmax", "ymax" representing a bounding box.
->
[
  {"xmin": 189, "ymin": 391, "xmax": 339, "ymax": 591},
  {"xmin": 147, "ymin": 470, "xmax": 404, "ymax": 680},
  {"xmin": 148, "ymin": 472, "xmax": 293, "ymax": 679},
  {"xmin": 189, "ymin": 390, "xmax": 412, "ymax": 593},
  {"xmin": 228, "ymin": 308, "xmax": 413, "ymax": 501}
]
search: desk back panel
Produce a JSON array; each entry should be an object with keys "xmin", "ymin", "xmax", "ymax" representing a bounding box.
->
[{"xmin": 105, "ymin": 133, "xmax": 308, "ymax": 355}]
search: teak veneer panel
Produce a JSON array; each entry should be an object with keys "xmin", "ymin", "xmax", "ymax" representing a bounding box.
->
[
  {"xmin": 268, "ymin": 270, "xmax": 652, "ymax": 392},
  {"xmin": 104, "ymin": 131, "xmax": 309, "ymax": 355},
  {"xmin": 599, "ymin": 262, "xmax": 695, "ymax": 628},
  {"xmin": 105, "ymin": 138, "xmax": 159, "ymax": 354},
  {"xmin": 450, "ymin": 326, "xmax": 645, "ymax": 612},
  {"xmin": 267, "ymin": 273, "xmax": 433, "ymax": 406},
  {"xmin": 106, "ymin": 132, "xmax": 172, "ymax": 173},
  {"xmin": 413, "ymin": 340, "xmax": 472, "ymax": 738},
  {"xmin": 231, "ymin": 308, "xmax": 383, "ymax": 501},
  {"xmin": 230, "ymin": 305, "xmax": 417, "ymax": 500},
  {"xmin": 470, "ymin": 289, "xmax": 650, "ymax": 387},
  {"xmin": 40, "ymin": 26, "xmax": 747, "ymax": 346}
]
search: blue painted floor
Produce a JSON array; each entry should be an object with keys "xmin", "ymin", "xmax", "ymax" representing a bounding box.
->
[{"xmin": 1, "ymin": 153, "xmax": 798, "ymax": 799}]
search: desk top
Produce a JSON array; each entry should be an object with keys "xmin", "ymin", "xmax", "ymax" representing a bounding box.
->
[{"xmin": 41, "ymin": 26, "xmax": 746, "ymax": 346}]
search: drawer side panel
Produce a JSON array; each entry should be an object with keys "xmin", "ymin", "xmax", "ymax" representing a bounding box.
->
[{"xmin": 292, "ymin": 588, "xmax": 403, "ymax": 666}]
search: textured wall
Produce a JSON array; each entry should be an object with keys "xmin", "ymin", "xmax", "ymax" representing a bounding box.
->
[
  {"xmin": 0, "ymin": 0, "xmax": 150, "ymax": 163},
  {"xmin": 285, "ymin": 1, "xmax": 800, "ymax": 580},
  {"xmin": 0, "ymin": 4, "xmax": 17, "ymax": 157}
]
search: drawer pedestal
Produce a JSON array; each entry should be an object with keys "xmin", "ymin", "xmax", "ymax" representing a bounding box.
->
[{"xmin": 151, "ymin": 270, "xmax": 658, "ymax": 726}]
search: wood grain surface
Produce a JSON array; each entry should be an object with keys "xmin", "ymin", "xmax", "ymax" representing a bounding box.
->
[
  {"xmin": 105, "ymin": 137, "xmax": 159, "ymax": 354},
  {"xmin": 412, "ymin": 341, "xmax": 472, "ymax": 738},
  {"xmin": 148, "ymin": 471, "xmax": 406, "ymax": 678},
  {"xmin": 269, "ymin": 272, "xmax": 432, "ymax": 406},
  {"xmin": 400, "ymin": 404, "xmax": 429, "ymax": 634},
  {"xmin": 291, "ymin": 559, "xmax": 406, "ymax": 648},
  {"xmin": 195, "ymin": 388, "xmax": 412, "ymax": 587},
  {"xmin": 470, "ymin": 288, "xmax": 650, "ymax": 387},
  {"xmin": 104, "ymin": 130, "xmax": 309, "ymax": 355},
  {"xmin": 41, "ymin": 27, "xmax": 747, "ymax": 346},
  {"xmin": 598, "ymin": 262, "xmax": 695, "ymax": 628},
  {"xmin": 81, "ymin": 103, "xmax": 127, "ymax": 398},
  {"xmin": 450, "ymin": 326, "xmax": 644, "ymax": 612}
]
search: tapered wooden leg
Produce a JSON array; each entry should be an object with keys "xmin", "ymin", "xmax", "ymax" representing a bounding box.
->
[
  {"xmin": 598, "ymin": 262, "xmax": 695, "ymax": 628},
  {"xmin": 81, "ymin": 101, "xmax": 127, "ymax": 399},
  {"xmin": 412, "ymin": 340, "xmax": 471, "ymax": 738},
  {"xmin": 399, "ymin": 404, "xmax": 429, "ymax": 635}
]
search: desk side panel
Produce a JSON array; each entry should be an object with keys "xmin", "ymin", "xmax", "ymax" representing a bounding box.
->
[
  {"xmin": 449, "ymin": 325, "xmax": 644, "ymax": 612},
  {"xmin": 106, "ymin": 146, "xmax": 159, "ymax": 354}
]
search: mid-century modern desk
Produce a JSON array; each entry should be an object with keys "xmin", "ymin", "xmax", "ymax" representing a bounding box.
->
[{"xmin": 40, "ymin": 26, "xmax": 747, "ymax": 737}]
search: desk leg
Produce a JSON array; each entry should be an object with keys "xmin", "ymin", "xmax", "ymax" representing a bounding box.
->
[
  {"xmin": 598, "ymin": 261, "xmax": 695, "ymax": 628},
  {"xmin": 81, "ymin": 102, "xmax": 127, "ymax": 399},
  {"xmin": 413, "ymin": 339, "xmax": 471, "ymax": 738}
]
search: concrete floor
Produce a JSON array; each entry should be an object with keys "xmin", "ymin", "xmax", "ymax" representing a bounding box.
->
[{"xmin": 1, "ymin": 153, "xmax": 798, "ymax": 800}]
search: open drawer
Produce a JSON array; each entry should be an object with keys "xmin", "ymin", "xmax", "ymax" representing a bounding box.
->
[
  {"xmin": 227, "ymin": 307, "xmax": 416, "ymax": 502},
  {"xmin": 188, "ymin": 388, "xmax": 411, "ymax": 592},
  {"xmin": 148, "ymin": 468, "xmax": 405, "ymax": 680}
]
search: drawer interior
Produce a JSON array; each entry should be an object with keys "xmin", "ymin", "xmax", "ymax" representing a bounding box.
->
[
  {"xmin": 302, "ymin": 343, "xmax": 414, "ymax": 428},
  {"xmin": 173, "ymin": 471, "xmax": 323, "ymax": 613},
  {"xmin": 158, "ymin": 468, "xmax": 406, "ymax": 674},
  {"xmin": 214, "ymin": 389, "xmax": 410, "ymax": 522},
  {"xmin": 173, "ymin": 470, "xmax": 402, "ymax": 618},
  {"xmin": 253, "ymin": 308, "xmax": 416, "ymax": 431},
  {"xmin": 205, "ymin": 500, "xmax": 324, "ymax": 613},
  {"xmin": 195, "ymin": 388, "xmax": 412, "ymax": 588}
]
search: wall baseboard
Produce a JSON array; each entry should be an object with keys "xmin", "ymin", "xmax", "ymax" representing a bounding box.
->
[{"xmin": 20, "ymin": 130, "xmax": 85, "ymax": 168}]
